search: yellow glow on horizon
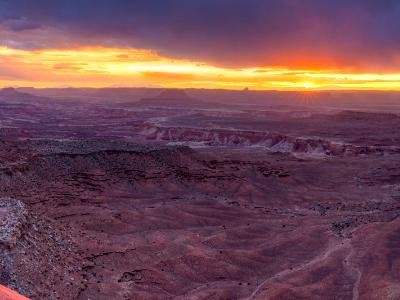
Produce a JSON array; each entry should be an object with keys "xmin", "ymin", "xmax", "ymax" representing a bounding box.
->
[{"xmin": 1, "ymin": 46, "xmax": 400, "ymax": 90}]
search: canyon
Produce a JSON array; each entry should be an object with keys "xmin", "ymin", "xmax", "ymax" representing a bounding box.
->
[{"xmin": 0, "ymin": 88, "xmax": 399, "ymax": 299}]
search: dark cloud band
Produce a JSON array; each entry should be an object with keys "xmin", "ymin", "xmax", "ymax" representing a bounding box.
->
[{"xmin": 1, "ymin": 0, "xmax": 400, "ymax": 69}]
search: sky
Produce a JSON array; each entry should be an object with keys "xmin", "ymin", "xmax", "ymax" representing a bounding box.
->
[{"xmin": 1, "ymin": 0, "xmax": 400, "ymax": 90}]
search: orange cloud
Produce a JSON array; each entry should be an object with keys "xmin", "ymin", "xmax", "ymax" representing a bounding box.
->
[{"xmin": 1, "ymin": 46, "xmax": 400, "ymax": 90}]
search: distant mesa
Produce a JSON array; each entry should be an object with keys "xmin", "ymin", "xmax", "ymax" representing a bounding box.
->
[
  {"xmin": 137, "ymin": 89, "xmax": 215, "ymax": 108},
  {"xmin": 156, "ymin": 89, "xmax": 191, "ymax": 100}
]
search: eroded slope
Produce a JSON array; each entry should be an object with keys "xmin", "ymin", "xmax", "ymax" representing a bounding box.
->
[{"xmin": 0, "ymin": 140, "xmax": 398, "ymax": 299}]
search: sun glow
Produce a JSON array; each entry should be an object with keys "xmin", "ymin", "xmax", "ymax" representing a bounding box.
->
[
  {"xmin": 1, "ymin": 46, "xmax": 400, "ymax": 90},
  {"xmin": 303, "ymin": 83, "xmax": 315, "ymax": 89}
]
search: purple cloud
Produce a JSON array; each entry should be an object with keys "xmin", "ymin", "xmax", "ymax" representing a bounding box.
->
[{"xmin": 1, "ymin": 0, "xmax": 400, "ymax": 69}]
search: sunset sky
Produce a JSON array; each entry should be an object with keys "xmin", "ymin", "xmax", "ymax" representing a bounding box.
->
[{"xmin": 1, "ymin": 0, "xmax": 400, "ymax": 90}]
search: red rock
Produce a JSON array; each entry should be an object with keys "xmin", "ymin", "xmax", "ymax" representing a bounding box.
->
[{"xmin": 0, "ymin": 285, "xmax": 30, "ymax": 300}]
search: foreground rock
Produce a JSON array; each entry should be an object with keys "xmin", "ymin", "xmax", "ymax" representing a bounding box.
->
[{"xmin": 0, "ymin": 284, "xmax": 29, "ymax": 300}]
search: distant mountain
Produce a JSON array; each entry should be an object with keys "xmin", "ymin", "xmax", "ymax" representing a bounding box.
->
[
  {"xmin": 0, "ymin": 87, "xmax": 22, "ymax": 96},
  {"xmin": 0, "ymin": 87, "xmax": 46, "ymax": 103}
]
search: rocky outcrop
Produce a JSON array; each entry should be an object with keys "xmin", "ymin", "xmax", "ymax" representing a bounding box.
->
[
  {"xmin": 139, "ymin": 124, "xmax": 399, "ymax": 157},
  {"xmin": 0, "ymin": 198, "xmax": 27, "ymax": 249},
  {"xmin": 0, "ymin": 198, "xmax": 83, "ymax": 300}
]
